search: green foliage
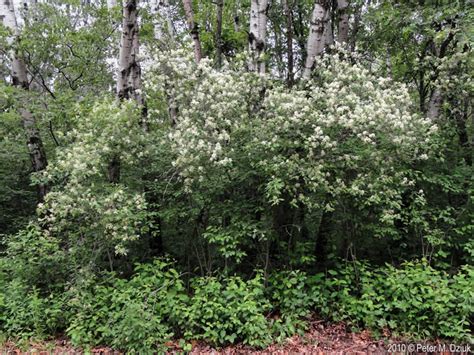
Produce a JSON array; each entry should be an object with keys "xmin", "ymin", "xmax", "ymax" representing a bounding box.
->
[
  {"xmin": 18, "ymin": 1, "xmax": 116, "ymax": 93},
  {"xmin": 309, "ymin": 261, "xmax": 474, "ymax": 342},
  {"xmin": 0, "ymin": 85, "xmax": 37, "ymax": 235},
  {"xmin": 2, "ymin": 260, "xmax": 471, "ymax": 349},
  {"xmin": 182, "ymin": 274, "xmax": 272, "ymax": 347},
  {"xmin": 0, "ymin": 0, "xmax": 472, "ymax": 351},
  {"xmin": 2, "ymin": 224, "xmax": 67, "ymax": 290},
  {"xmin": 66, "ymin": 260, "xmax": 186, "ymax": 352},
  {"xmin": 0, "ymin": 279, "xmax": 66, "ymax": 341},
  {"xmin": 268, "ymin": 270, "xmax": 312, "ymax": 341}
]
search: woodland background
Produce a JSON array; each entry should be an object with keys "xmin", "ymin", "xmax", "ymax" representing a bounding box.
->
[{"xmin": 0, "ymin": 0, "xmax": 472, "ymax": 351}]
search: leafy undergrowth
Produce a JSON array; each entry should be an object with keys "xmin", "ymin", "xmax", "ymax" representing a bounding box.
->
[
  {"xmin": 1, "ymin": 319, "xmax": 440, "ymax": 354},
  {"xmin": 1, "ymin": 260, "xmax": 472, "ymax": 353}
]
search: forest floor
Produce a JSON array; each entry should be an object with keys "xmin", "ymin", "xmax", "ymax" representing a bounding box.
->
[{"xmin": 1, "ymin": 319, "xmax": 460, "ymax": 354}]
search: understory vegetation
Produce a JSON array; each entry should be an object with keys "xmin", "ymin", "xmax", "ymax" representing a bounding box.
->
[
  {"xmin": 1, "ymin": 259, "xmax": 472, "ymax": 352},
  {"xmin": 0, "ymin": 0, "xmax": 472, "ymax": 352}
]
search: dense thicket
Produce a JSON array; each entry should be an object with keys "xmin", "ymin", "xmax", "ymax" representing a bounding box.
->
[{"xmin": 0, "ymin": 0, "xmax": 472, "ymax": 351}]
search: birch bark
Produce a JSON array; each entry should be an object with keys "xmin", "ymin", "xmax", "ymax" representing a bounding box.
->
[
  {"xmin": 182, "ymin": 0, "xmax": 202, "ymax": 63},
  {"xmin": 1, "ymin": 0, "xmax": 48, "ymax": 201},
  {"xmin": 336, "ymin": 0, "xmax": 349, "ymax": 44},
  {"xmin": 117, "ymin": 0, "xmax": 144, "ymax": 106},
  {"xmin": 427, "ymin": 88, "xmax": 442, "ymax": 120},
  {"xmin": 110, "ymin": 0, "xmax": 145, "ymax": 183},
  {"xmin": 302, "ymin": 0, "xmax": 329, "ymax": 79},
  {"xmin": 249, "ymin": 0, "xmax": 268, "ymax": 74}
]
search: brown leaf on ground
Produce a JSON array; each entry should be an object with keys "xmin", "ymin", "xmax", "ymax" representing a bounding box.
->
[{"xmin": 1, "ymin": 319, "xmax": 467, "ymax": 355}]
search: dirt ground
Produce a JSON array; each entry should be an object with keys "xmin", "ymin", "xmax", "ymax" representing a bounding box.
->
[{"xmin": 1, "ymin": 320, "xmax": 466, "ymax": 354}]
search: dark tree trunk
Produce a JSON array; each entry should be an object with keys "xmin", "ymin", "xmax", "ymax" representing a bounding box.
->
[
  {"xmin": 183, "ymin": 0, "xmax": 202, "ymax": 63},
  {"xmin": 315, "ymin": 209, "xmax": 332, "ymax": 266},
  {"xmin": 215, "ymin": 0, "xmax": 224, "ymax": 68},
  {"xmin": 455, "ymin": 99, "xmax": 472, "ymax": 166},
  {"xmin": 282, "ymin": 0, "xmax": 294, "ymax": 87}
]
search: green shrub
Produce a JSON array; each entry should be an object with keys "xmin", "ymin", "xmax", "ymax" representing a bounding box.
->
[
  {"xmin": 381, "ymin": 262, "xmax": 473, "ymax": 341},
  {"xmin": 2, "ymin": 224, "xmax": 68, "ymax": 291},
  {"xmin": 0, "ymin": 279, "xmax": 66, "ymax": 341},
  {"xmin": 182, "ymin": 274, "xmax": 272, "ymax": 347},
  {"xmin": 1, "ymin": 257, "xmax": 471, "ymax": 348},
  {"xmin": 66, "ymin": 259, "xmax": 187, "ymax": 352},
  {"xmin": 268, "ymin": 270, "xmax": 312, "ymax": 341},
  {"xmin": 309, "ymin": 261, "xmax": 473, "ymax": 342}
]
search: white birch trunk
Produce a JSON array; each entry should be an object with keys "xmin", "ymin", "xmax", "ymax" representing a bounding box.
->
[
  {"xmin": 111, "ymin": 0, "xmax": 146, "ymax": 182},
  {"xmin": 150, "ymin": 0, "xmax": 175, "ymax": 42},
  {"xmin": 182, "ymin": 0, "xmax": 202, "ymax": 63},
  {"xmin": 233, "ymin": 0, "xmax": 241, "ymax": 32},
  {"xmin": 117, "ymin": 0, "xmax": 144, "ymax": 107},
  {"xmin": 1, "ymin": 0, "xmax": 48, "ymax": 200},
  {"xmin": 149, "ymin": 0, "xmax": 163, "ymax": 39},
  {"xmin": 249, "ymin": 0, "xmax": 268, "ymax": 74},
  {"xmin": 336, "ymin": 0, "xmax": 349, "ymax": 44},
  {"xmin": 337, "ymin": 0, "xmax": 349, "ymax": 43},
  {"xmin": 107, "ymin": 0, "xmax": 117, "ymax": 8},
  {"xmin": 303, "ymin": 0, "xmax": 329, "ymax": 79}
]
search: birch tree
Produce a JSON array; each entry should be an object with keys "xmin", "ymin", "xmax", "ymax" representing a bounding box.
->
[
  {"xmin": 1, "ymin": 0, "xmax": 48, "ymax": 201},
  {"xmin": 302, "ymin": 0, "xmax": 330, "ymax": 79},
  {"xmin": 248, "ymin": 0, "xmax": 268, "ymax": 74},
  {"xmin": 117, "ymin": 0, "xmax": 143, "ymax": 106},
  {"xmin": 182, "ymin": 0, "xmax": 202, "ymax": 63},
  {"xmin": 323, "ymin": 5, "xmax": 333, "ymax": 48},
  {"xmin": 149, "ymin": 0, "xmax": 175, "ymax": 42},
  {"xmin": 336, "ymin": 0, "xmax": 349, "ymax": 44},
  {"xmin": 109, "ymin": 0, "xmax": 145, "ymax": 183}
]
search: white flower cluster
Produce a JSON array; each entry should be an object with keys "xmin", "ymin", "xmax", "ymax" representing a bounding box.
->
[
  {"xmin": 38, "ymin": 99, "xmax": 149, "ymax": 256},
  {"xmin": 145, "ymin": 48, "xmax": 263, "ymax": 188},
  {"xmin": 145, "ymin": 50, "xmax": 439, "ymax": 210}
]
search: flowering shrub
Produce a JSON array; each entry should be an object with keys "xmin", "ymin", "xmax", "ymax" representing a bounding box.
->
[
  {"xmin": 142, "ymin": 49, "xmax": 440, "ymax": 260},
  {"xmin": 34, "ymin": 99, "xmax": 150, "ymax": 269}
]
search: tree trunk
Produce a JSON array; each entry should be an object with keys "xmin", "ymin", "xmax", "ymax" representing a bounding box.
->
[
  {"xmin": 110, "ymin": 0, "xmax": 146, "ymax": 183},
  {"xmin": 107, "ymin": 0, "xmax": 117, "ymax": 8},
  {"xmin": 427, "ymin": 88, "xmax": 442, "ymax": 120},
  {"xmin": 150, "ymin": 0, "xmax": 163, "ymax": 40},
  {"xmin": 249, "ymin": 0, "xmax": 269, "ymax": 74},
  {"xmin": 302, "ymin": 0, "xmax": 329, "ymax": 79},
  {"xmin": 2, "ymin": 0, "xmax": 48, "ymax": 202},
  {"xmin": 350, "ymin": 0, "xmax": 364, "ymax": 52},
  {"xmin": 151, "ymin": 0, "xmax": 175, "ymax": 42},
  {"xmin": 282, "ymin": 0, "xmax": 294, "ymax": 87},
  {"xmin": 315, "ymin": 209, "xmax": 332, "ymax": 267},
  {"xmin": 116, "ymin": 1, "xmax": 163, "ymax": 254},
  {"xmin": 182, "ymin": 0, "xmax": 202, "ymax": 63},
  {"xmin": 117, "ymin": 0, "xmax": 144, "ymax": 108},
  {"xmin": 455, "ymin": 98, "xmax": 472, "ymax": 166},
  {"xmin": 233, "ymin": 0, "xmax": 241, "ymax": 32},
  {"xmin": 323, "ymin": 3, "xmax": 333, "ymax": 49},
  {"xmin": 336, "ymin": 0, "xmax": 349, "ymax": 44},
  {"xmin": 215, "ymin": 0, "xmax": 224, "ymax": 68}
]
